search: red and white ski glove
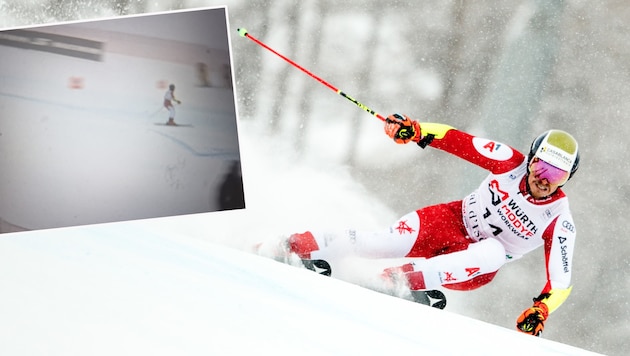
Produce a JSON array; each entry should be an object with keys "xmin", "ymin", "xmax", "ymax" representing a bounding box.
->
[
  {"xmin": 516, "ymin": 295, "xmax": 550, "ymax": 336},
  {"xmin": 384, "ymin": 114, "xmax": 421, "ymax": 144}
]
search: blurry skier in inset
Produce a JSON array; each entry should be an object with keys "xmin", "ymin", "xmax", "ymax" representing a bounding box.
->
[
  {"xmin": 163, "ymin": 84, "xmax": 182, "ymax": 126},
  {"xmin": 263, "ymin": 114, "xmax": 580, "ymax": 337}
]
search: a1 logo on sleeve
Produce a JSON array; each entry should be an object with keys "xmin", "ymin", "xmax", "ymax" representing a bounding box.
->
[{"xmin": 472, "ymin": 137, "xmax": 513, "ymax": 161}]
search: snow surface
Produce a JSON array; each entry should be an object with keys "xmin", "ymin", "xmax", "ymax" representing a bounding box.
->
[
  {"xmin": 0, "ymin": 6, "xmax": 608, "ymax": 356},
  {"xmin": 0, "ymin": 120, "xmax": 604, "ymax": 356}
]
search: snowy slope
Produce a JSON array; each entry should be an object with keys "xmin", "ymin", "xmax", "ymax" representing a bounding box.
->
[
  {"xmin": 0, "ymin": 120, "xmax": 604, "ymax": 356},
  {"xmin": 0, "ymin": 219, "xmax": 603, "ymax": 356},
  {"xmin": 0, "ymin": 8, "xmax": 610, "ymax": 355}
]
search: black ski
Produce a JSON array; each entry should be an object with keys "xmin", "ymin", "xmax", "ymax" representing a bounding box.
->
[
  {"xmin": 154, "ymin": 123, "xmax": 193, "ymax": 127},
  {"xmin": 300, "ymin": 259, "xmax": 332, "ymax": 276},
  {"xmin": 299, "ymin": 258, "xmax": 447, "ymax": 309},
  {"xmin": 410, "ymin": 289, "xmax": 447, "ymax": 309},
  {"xmin": 254, "ymin": 241, "xmax": 447, "ymax": 310}
]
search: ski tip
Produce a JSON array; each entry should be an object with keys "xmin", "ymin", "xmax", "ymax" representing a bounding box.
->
[
  {"xmin": 410, "ymin": 290, "xmax": 447, "ymax": 309},
  {"xmin": 237, "ymin": 28, "xmax": 248, "ymax": 37}
]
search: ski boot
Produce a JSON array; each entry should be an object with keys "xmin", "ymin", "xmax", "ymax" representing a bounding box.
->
[{"xmin": 255, "ymin": 231, "xmax": 331, "ymax": 276}]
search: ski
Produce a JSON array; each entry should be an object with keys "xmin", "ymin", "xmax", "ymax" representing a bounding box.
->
[
  {"xmin": 253, "ymin": 240, "xmax": 446, "ymax": 309},
  {"xmin": 154, "ymin": 123, "xmax": 194, "ymax": 127},
  {"xmin": 299, "ymin": 258, "xmax": 446, "ymax": 309},
  {"xmin": 300, "ymin": 259, "xmax": 332, "ymax": 276},
  {"xmin": 410, "ymin": 290, "xmax": 447, "ymax": 310}
]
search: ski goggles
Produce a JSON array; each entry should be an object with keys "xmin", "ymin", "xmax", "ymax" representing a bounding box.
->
[{"xmin": 528, "ymin": 157, "xmax": 570, "ymax": 186}]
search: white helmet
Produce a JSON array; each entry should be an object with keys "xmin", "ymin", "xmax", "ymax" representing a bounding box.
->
[{"xmin": 528, "ymin": 130, "xmax": 580, "ymax": 184}]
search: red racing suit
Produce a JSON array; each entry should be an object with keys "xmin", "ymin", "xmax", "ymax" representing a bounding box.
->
[
  {"xmin": 293, "ymin": 123, "xmax": 576, "ymax": 315},
  {"xmin": 164, "ymin": 89, "xmax": 177, "ymax": 119},
  {"xmin": 407, "ymin": 123, "xmax": 576, "ymax": 313}
]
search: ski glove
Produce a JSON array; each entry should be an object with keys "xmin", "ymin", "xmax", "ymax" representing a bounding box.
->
[
  {"xmin": 385, "ymin": 114, "xmax": 421, "ymax": 144},
  {"xmin": 516, "ymin": 295, "xmax": 550, "ymax": 336}
]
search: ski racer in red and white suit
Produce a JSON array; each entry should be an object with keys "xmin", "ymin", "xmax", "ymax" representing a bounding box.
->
[
  {"xmin": 163, "ymin": 83, "xmax": 181, "ymax": 125},
  {"xmin": 287, "ymin": 115, "xmax": 579, "ymax": 336}
]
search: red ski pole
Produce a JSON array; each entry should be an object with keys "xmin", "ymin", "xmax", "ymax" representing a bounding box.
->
[{"xmin": 237, "ymin": 28, "xmax": 386, "ymax": 122}]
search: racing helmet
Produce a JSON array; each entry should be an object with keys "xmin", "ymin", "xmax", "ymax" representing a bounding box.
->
[{"xmin": 528, "ymin": 130, "xmax": 580, "ymax": 185}]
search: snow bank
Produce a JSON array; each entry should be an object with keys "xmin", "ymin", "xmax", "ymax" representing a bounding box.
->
[{"xmin": 0, "ymin": 221, "xmax": 603, "ymax": 356}]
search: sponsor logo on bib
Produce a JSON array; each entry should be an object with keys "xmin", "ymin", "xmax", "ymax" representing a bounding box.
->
[{"xmin": 473, "ymin": 137, "xmax": 513, "ymax": 161}]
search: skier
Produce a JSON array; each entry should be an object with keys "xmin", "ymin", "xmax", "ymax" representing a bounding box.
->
[
  {"xmin": 163, "ymin": 83, "xmax": 182, "ymax": 126},
  {"xmin": 283, "ymin": 114, "xmax": 579, "ymax": 337}
]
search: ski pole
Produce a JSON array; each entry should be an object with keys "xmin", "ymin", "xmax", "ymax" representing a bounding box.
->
[
  {"xmin": 237, "ymin": 28, "xmax": 386, "ymax": 122},
  {"xmin": 149, "ymin": 106, "xmax": 164, "ymax": 118}
]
